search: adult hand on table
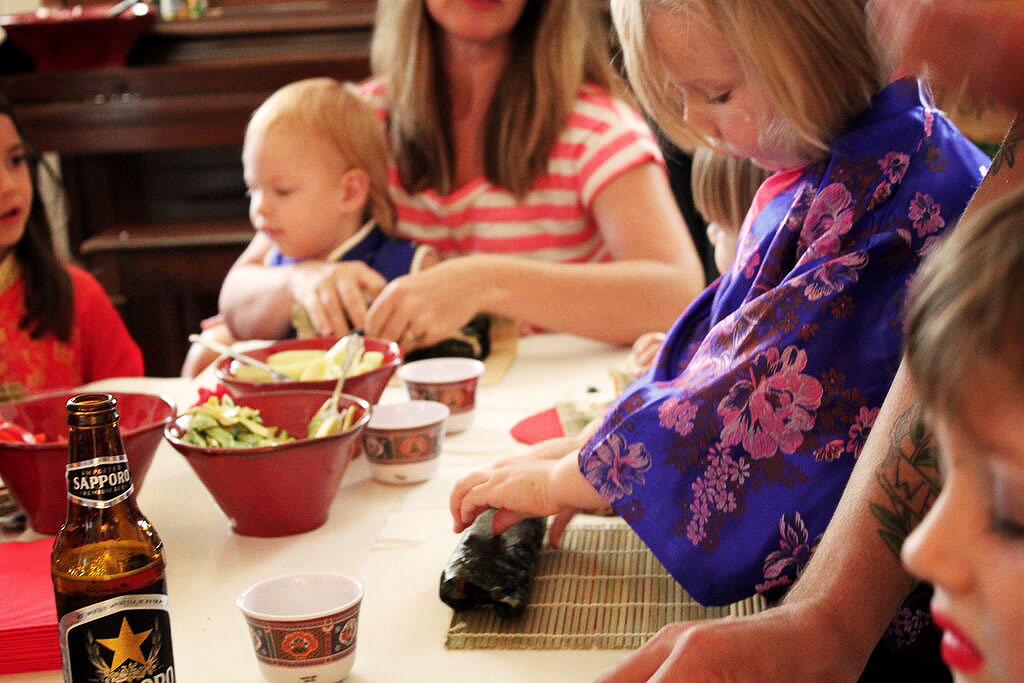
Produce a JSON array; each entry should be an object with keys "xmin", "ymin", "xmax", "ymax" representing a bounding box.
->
[
  {"xmin": 596, "ymin": 601, "xmax": 863, "ymax": 683},
  {"xmin": 365, "ymin": 256, "xmax": 485, "ymax": 353},
  {"xmin": 287, "ymin": 260, "xmax": 388, "ymax": 337}
]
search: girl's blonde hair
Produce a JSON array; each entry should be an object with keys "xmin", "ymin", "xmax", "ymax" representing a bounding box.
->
[
  {"xmin": 371, "ymin": 0, "xmax": 619, "ymax": 196},
  {"xmin": 611, "ymin": 0, "xmax": 887, "ymax": 159},
  {"xmin": 690, "ymin": 146, "xmax": 770, "ymax": 232},
  {"xmin": 906, "ymin": 187, "xmax": 1024, "ymax": 419},
  {"xmin": 245, "ymin": 78, "xmax": 394, "ymax": 233}
]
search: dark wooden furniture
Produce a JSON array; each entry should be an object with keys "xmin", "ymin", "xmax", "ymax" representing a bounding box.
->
[{"xmin": 0, "ymin": 1, "xmax": 376, "ymax": 375}]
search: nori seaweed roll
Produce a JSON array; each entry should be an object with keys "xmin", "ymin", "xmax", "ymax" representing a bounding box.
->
[{"xmin": 439, "ymin": 510, "xmax": 547, "ymax": 616}]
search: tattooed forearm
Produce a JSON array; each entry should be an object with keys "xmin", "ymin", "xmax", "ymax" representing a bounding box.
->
[
  {"xmin": 989, "ymin": 117, "xmax": 1022, "ymax": 176},
  {"xmin": 869, "ymin": 405, "xmax": 942, "ymax": 559}
]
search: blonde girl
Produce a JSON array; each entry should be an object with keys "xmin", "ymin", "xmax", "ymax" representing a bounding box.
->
[{"xmin": 451, "ymin": 2, "xmax": 988, "ymax": 680}]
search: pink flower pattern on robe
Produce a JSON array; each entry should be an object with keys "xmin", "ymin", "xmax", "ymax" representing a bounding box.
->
[
  {"xmin": 755, "ymin": 512, "xmax": 820, "ymax": 594},
  {"xmin": 909, "ymin": 192, "xmax": 946, "ymax": 237},
  {"xmin": 718, "ymin": 346, "xmax": 824, "ymax": 460},
  {"xmin": 800, "ymin": 183, "xmax": 855, "ymax": 261},
  {"xmin": 803, "ymin": 251, "xmax": 869, "ymax": 301},
  {"xmin": 658, "ymin": 397, "xmax": 698, "ymax": 436},
  {"xmin": 581, "ymin": 432, "xmax": 651, "ymax": 503}
]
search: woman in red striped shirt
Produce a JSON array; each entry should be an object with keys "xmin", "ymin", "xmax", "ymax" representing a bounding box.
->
[
  {"xmin": 360, "ymin": 0, "xmax": 705, "ymax": 351},
  {"xmin": 221, "ymin": 1, "xmax": 705, "ymax": 351}
]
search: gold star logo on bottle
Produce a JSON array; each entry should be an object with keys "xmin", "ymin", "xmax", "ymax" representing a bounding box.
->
[{"xmin": 96, "ymin": 617, "xmax": 152, "ymax": 670}]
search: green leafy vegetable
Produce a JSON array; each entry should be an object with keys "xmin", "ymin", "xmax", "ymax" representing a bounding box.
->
[{"xmin": 181, "ymin": 395, "xmax": 294, "ymax": 449}]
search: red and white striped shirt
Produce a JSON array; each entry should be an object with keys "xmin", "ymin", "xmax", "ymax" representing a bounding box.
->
[{"xmin": 360, "ymin": 81, "xmax": 663, "ymax": 263}]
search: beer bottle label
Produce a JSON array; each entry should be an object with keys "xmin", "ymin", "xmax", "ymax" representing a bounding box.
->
[
  {"xmin": 66, "ymin": 455, "xmax": 134, "ymax": 508},
  {"xmin": 59, "ymin": 594, "xmax": 175, "ymax": 683}
]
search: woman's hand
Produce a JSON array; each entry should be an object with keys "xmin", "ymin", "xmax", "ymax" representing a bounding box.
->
[
  {"xmin": 627, "ymin": 332, "xmax": 666, "ymax": 378},
  {"xmin": 365, "ymin": 256, "xmax": 486, "ymax": 351},
  {"xmin": 287, "ymin": 261, "xmax": 388, "ymax": 337}
]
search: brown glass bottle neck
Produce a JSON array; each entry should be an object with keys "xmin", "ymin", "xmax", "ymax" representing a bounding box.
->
[{"xmin": 66, "ymin": 422, "xmax": 126, "ymax": 465}]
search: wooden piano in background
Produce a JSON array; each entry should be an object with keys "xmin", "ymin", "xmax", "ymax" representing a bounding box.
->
[{"xmin": 0, "ymin": 0, "xmax": 376, "ymax": 375}]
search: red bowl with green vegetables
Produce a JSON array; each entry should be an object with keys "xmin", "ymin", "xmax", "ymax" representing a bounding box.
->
[
  {"xmin": 215, "ymin": 337, "xmax": 401, "ymax": 404},
  {"xmin": 0, "ymin": 391, "xmax": 175, "ymax": 534},
  {"xmin": 163, "ymin": 390, "xmax": 370, "ymax": 537}
]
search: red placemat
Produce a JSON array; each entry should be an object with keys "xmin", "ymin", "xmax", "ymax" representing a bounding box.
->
[
  {"xmin": 510, "ymin": 399, "xmax": 611, "ymax": 446},
  {"xmin": 510, "ymin": 407, "xmax": 564, "ymax": 445}
]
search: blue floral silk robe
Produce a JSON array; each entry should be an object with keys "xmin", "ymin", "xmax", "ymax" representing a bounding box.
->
[{"xmin": 578, "ymin": 79, "xmax": 989, "ymax": 606}]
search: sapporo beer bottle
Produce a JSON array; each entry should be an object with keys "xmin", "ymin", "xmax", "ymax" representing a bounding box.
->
[{"xmin": 51, "ymin": 394, "xmax": 175, "ymax": 682}]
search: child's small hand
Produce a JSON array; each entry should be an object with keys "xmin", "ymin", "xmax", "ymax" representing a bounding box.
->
[
  {"xmin": 450, "ymin": 441, "xmax": 607, "ymax": 539},
  {"xmin": 451, "ymin": 456, "xmax": 562, "ymax": 535},
  {"xmin": 288, "ymin": 261, "xmax": 388, "ymax": 336},
  {"xmin": 627, "ymin": 331, "xmax": 666, "ymax": 378}
]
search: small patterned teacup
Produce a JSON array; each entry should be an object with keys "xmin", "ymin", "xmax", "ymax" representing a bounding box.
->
[
  {"xmin": 396, "ymin": 357, "xmax": 485, "ymax": 434},
  {"xmin": 237, "ymin": 573, "xmax": 363, "ymax": 682},
  {"xmin": 361, "ymin": 400, "xmax": 449, "ymax": 484}
]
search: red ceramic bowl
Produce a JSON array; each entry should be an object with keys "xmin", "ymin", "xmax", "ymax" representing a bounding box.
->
[
  {"xmin": 1, "ymin": 4, "xmax": 155, "ymax": 73},
  {"xmin": 163, "ymin": 390, "xmax": 370, "ymax": 537},
  {"xmin": 215, "ymin": 337, "xmax": 401, "ymax": 404},
  {"xmin": 0, "ymin": 391, "xmax": 176, "ymax": 534}
]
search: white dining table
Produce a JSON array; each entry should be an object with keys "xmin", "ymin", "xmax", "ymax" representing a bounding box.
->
[{"xmin": 2, "ymin": 334, "xmax": 635, "ymax": 682}]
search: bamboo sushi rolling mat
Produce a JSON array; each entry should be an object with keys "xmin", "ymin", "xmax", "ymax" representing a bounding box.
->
[{"xmin": 445, "ymin": 523, "xmax": 767, "ymax": 650}]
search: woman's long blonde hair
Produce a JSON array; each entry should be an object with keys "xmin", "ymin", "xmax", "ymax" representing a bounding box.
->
[
  {"xmin": 611, "ymin": 0, "xmax": 888, "ymax": 159},
  {"xmin": 371, "ymin": 0, "xmax": 619, "ymax": 196},
  {"xmin": 245, "ymin": 78, "xmax": 394, "ymax": 233}
]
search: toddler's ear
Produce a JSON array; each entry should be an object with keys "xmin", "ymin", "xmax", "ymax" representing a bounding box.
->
[{"xmin": 338, "ymin": 168, "xmax": 371, "ymax": 211}]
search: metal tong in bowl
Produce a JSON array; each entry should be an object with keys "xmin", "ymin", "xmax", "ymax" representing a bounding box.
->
[
  {"xmin": 309, "ymin": 331, "xmax": 365, "ymax": 438},
  {"xmin": 187, "ymin": 334, "xmax": 292, "ymax": 382},
  {"xmin": 330, "ymin": 330, "xmax": 364, "ymax": 406}
]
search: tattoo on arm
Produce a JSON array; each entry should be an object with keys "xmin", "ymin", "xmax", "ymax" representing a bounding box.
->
[
  {"xmin": 989, "ymin": 121, "xmax": 1022, "ymax": 176},
  {"xmin": 869, "ymin": 405, "xmax": 942, "ymax": 559}
]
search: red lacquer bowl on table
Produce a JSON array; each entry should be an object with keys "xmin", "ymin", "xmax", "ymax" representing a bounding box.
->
[
  {"xmin": 215, "ymin": 337, "xmax": 401, "ymax": 405},
  {"xmin": 164, "ymin": 390, "xmax": 370, "ymax": 537},
  {"xmin": 0, "ymin": 391, "xmax": 176, "ymax": 534},
  {"xmin": 0, "ymin": 4, "xmax": 155, "ymax": 73}
]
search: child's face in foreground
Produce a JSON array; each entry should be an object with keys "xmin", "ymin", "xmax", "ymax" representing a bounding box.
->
[
  {"xmin": 647, "ymin": 7, "xmax": 805, "ymax": 171},
  {"xmin": 0, "ymin": 114, "xmax": 32, "ymax": 262},
  {"xmin": 902, "ymin": 369, "xmax": 1024, "ymax": 682},
  {"xmin": 243, "ymin": 123, "xmax": 356, "ymax": 262}
]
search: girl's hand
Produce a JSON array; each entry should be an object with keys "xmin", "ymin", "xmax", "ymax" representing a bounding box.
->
[
  {"xmin": 364, "ymin": 256, "xmax": 486, "ymax": 352},
  {"xmin": 627, "ymin": 332, "xmax": 666, "ymax": 378},
  {"xmin": 450, "ymin": 456, "xmax": 562, "ymax": 535},
  {"xmin": 450, "ymin": 445, "xmax": 608, "ymax": 537},
  {"xmin": 287, "ymin": 261, "xmax": 388, "ymax": 336}
]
